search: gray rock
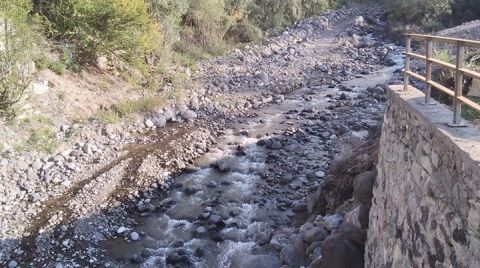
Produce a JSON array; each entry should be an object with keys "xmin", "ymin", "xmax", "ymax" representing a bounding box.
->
[
  {"xmin": 274, "ymin": 95, "xmax": 285, "ymax": 103},
  {"xmin": 323, "ymin": 214, "xmax": 343, "ymax": 230},
  {"xmin": 339, "ymin": 223, "xmax": 367, "ymax": 246},
  {"xmin": 306, "ymin": 241, "xmax": 323, "ymax": 256},
  {"xmin": 312, "ymin": 234, "xmax": 364, "ymax": 268},
  {"xmin": 358, "ymin": 204, "xmax": 370, "ymax": 229},
  {"xmin": 151, "ymin": 114, "xmax": 167, "ymax": 128},
  {"xmin": 145, "ymin": 119, "xmax": 155, "ymax": 128},
  {"xmin": 280, "ymin": 174, "xmax": 294, "ymax": 184},
  {"xmin": 163, "ymin": 108, "xmax": 175, "ymax": 121},
  {"xmin": 8, "ymin": 260, "xmax": 18, "ymax": 268},
  {"xmin": 214, "ymin": 160, "xmax": 230, "ymax": 172},
  {"xmin": 292, "ymin": 202, "xmax": 308, "ymax": 212},
  {"xmin": 70, "ymin": 150, "xmax": 83, "ymax": 158},
  {"xmin": 270, "ymin": 141, "xmax": 282, "ymax": 149},
  {"xmin": 181, "ymin": 110, "xmax": 197, "ymax": 121},
  {"xmin": 208, "ymin": 214, "xmax": 223, "ymax": 225},
  {"xmin": 159, "ymin": 198, "xmax": 175, "ymax": 207},
  {"xmin": 130, "ymin": 232, "xmax": 140, "ymax": 241},
  {"xmin": 206, "ymin": 181, "xmax": 217, "ymax": 188},
  {"xmin": 303, "ymin": 226, "xmax": 329, "ymax": 243},
  {"xmin": 184, "ymin": 186, "xmax": 199, "ymax": 195},
  {"xmin": 82, "ymin": 143, "xmax": 97, "ymax": 155},
  {"xmin": 29, "ymin": 192, "xmax": 41, "ymax": 203},
  {"xmin": 196, "ymin": 226, "xmax": 207, "ymax": 235},
  {"xmin": 231, "ymin": 255, "xmax": 281, "ymax": 268},
  {"xmin": 353, "ymin": 171, "xmax": 375, "ymax": 205},
  {"xmin": 269, "ymin": 238, "xmax": 284, "ymax": 251},
  {"xmin": 117, "ymin": 226, "xmax": 128, "ymax": 234},
  {"xmin": 96, "ymin": 56, "xmax": 108, "ymax": 70},
  {"xmin": 26, "ymin": 169, "xmax": 38, "ymax": 181},
  {"xmin": 31, "ymin": 160, "xmax": 43, "ymax": 170},
  {"xmin": 280, "ymin": 244, "xmax": 308, "ymax": 267},
  {"xmin": 51, "ymin": 154, "xmax": 65, "ymax": 163}
]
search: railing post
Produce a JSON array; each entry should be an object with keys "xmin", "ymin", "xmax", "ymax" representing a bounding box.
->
[
  {"xmin": 453, "ymin": 42, "xmax": 465, "ymax": 125},
  {"xmin": 425, "ymin": 38, "xmax": 433, "ymax": 104},
  {"xmin": 404, "ymin": 36, "xmax": 412, "ymax": 91}
]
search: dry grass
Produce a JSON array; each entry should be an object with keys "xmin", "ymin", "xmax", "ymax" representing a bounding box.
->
[{"xmin": 312, "ymin": 131, "xmax": 381, "ymax": 215}]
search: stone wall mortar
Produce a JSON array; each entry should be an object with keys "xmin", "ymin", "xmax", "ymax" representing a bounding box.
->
[{"xmin": 366, "ymin": 85, "xmax": 480, "ymax": 268}]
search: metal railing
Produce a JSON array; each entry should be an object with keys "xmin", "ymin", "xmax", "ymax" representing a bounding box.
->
[{"xmin": 404, "ymin": 33, "xmax": 480, "ymax": 125}]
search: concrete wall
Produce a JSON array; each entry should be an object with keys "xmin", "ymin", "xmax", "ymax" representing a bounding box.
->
[{"xmin": 366, "ymin": 85, "xmax": 480, "ymax": 267}]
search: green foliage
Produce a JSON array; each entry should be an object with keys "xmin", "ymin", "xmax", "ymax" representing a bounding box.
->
[
  {"xmin": 16, "ymin": 126, "xmax": 57, "ymax": 153},
  {"xmin": 383, "ymin": 0, "xmax": 452, "ymax": 30},
  {"xmin": 462, "ymin": 96, "xmax": 480, "ymax": 121},
  {"xmin": 451, "ymin": 0, "xmax": 480, "ymax": 26},
  {"xmin": 14, "ymin": 115, "xmax": 58, "ymax": 153},
  {"xmin": 95, "ymin": 96, "xmax": 167, "ymax": 124},
  {"xmin": 182, "ymin": 0, "xmax": 230, "ymax": 52},
  {"xmin": 34, "ymin": 54, "xmax": 66, "ymax": 75},
  {"xmin": 35, "ymin": 0, "xmax": 161, "ymax": 66},
  {"xmin": 249, "ymin": 0, "xmax": 333, "ymax": 30},
  {"xmin": 0, "ymin": 0, "xmax": 40, "ymax": 118}
]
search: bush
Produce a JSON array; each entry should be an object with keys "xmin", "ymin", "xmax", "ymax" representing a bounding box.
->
[
  {"xmin": 182, "ymin": 0, "xmax": 230, "ymax": 51},
  {"xmin": 0, "ymin": 0, "xmax": 40, "ymax": 118},
  {"xmin": 35, "ymin": 0, "xmax": 161, "ymax": 66},
  {"xmin": 224, "ymin": 22, "xmax": 262, "ymax": 43}
]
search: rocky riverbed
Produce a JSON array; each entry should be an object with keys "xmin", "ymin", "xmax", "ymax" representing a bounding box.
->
[{"xmin": 1, "ymin": 4, "xmax": 405, "ymax": 267}]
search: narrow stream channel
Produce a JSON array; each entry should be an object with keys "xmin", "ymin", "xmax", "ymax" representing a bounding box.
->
[{"xmin": 102, "ymin": 42, "xmax": 404, "ymax": 267}]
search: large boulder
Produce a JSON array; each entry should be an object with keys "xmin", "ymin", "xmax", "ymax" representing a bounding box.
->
[
  {"xmin": 303, "ymin": 226, "xmax": 329, "ymax": 243},
  {"xmin": 280, "ymin": 244, "xmax": 308, "ymax": 267},
  {"xmin": 230, "ymin": 255, "xmax": 281, "ymax": 268},
  {"xmin": 310, "ymin": 234, "xmax": 364, "ymax": 268},
  {"xmin": 181, "ymin": 110, "xmax": 197, "ymax": 121},
  {"xmin": 353, "ymin": 171, "xmax": 376, "ymax": 205},
  {"xmin": 151, "ymin": 113, "xmax": 167, "ymax": 128},
  {"xmin": 224, "ymin": 22, "xmax": 263, "ymax": 43}
]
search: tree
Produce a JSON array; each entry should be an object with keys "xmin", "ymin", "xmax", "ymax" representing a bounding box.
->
[
  {"xmin": 0, "ymin": 0, "xmax": 40, "ymax": 118},
  {"xmin": 384, "ymin": 0, "xmax": 452, "ymax": 30},
  {"xmin": 451, "ymin": 0, "xmax": 480, "ymax": 25}
]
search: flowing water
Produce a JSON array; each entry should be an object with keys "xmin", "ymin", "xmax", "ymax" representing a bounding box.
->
[{"xmin": 103, "ymin": 43, "xmax": 404, "ymax": 267}]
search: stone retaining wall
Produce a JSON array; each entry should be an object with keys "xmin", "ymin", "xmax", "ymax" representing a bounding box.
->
[{"xmin": 366, "ymin": 85, "xmax": 480, "ymax": 267}]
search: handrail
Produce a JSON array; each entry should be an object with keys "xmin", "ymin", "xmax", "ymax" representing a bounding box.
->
[
  {"xmin": 404, "ymin": 33, "xmax": 480, "ymax": 125},
  {"xmin": 407, "ymin": 34, "xmax": 480, "ymax": 48}
]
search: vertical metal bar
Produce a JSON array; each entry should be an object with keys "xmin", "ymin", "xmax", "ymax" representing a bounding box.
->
[
  {"xmin": 404, "ymin": 36, "xmax": 412, "ymax": 91},
  {"xmin": 453, "ymin": 42, "xmax": 465, "ymax": 124},
  {"xmin": 425, "ymin": 38, "xmax": 433, "ymax": 104}
]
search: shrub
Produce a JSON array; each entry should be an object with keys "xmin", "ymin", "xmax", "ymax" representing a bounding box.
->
[
  {"xmin": 96, "ymin": 95, "xmax": 167, "ymax": 124},
  {"xmin": 14, "ymin": 115, "xmax": 58, "ymax": 153},
  {"xmin": 182, "ymin": 0, "xmax": 230, "ymax": 51},
  {"xmin": 35, "ymin": 0, "xmax": 161, "ymax": 66},
  {"xmin": 0, "ymin": 0, "xmax": 40, "ymax": 118},
  {"xmin": 224, "ymin": 22, "xmax": 262, "ymax": 43}
]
